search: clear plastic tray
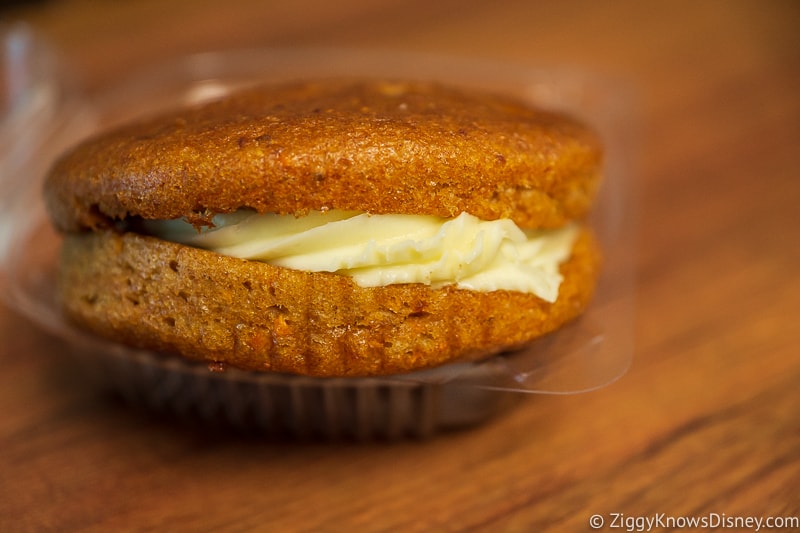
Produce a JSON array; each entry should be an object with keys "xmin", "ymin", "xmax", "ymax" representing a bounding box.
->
[{"xmin": 0, "ymin": 24, "xmax": 637, "ymax": 438}]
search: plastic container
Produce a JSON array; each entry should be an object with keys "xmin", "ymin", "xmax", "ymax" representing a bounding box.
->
[{"xmin": 0, "ymin": 24, "xmax": 637, "ymax": 439}]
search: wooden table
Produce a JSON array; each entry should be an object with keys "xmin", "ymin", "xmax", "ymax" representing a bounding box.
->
[{"xmin": 2, "ymin": 1, "xmax": 798, "ymax": 530}]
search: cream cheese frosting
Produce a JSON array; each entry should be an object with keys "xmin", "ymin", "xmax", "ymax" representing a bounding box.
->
[{"xmin": 142, "ymin": 210, "xmax": 579, "ymax": 302}]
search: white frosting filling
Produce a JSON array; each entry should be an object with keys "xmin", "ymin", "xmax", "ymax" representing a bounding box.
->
[{"xmin": 143, "ymin": 210, "xmax": 578, "ymax": 302}]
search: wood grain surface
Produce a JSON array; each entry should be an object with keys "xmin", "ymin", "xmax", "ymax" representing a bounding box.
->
[{"xmin": 2, "ymin": 1, "xmax": 799, "ymax": 531}]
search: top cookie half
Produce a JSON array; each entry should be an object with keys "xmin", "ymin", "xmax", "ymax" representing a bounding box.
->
[{"xmin": 44, "ymin": 79, "xmax": 603, "ymax": 232}]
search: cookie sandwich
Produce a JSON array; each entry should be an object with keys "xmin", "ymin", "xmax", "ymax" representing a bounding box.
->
[{"xmin": 44, "ymin": 79, "xmax": 603, "ymax": 378}]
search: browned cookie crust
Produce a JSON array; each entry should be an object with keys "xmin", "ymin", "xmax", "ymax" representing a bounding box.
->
[
  {"xmin": 58, "ymin": 227, "xmax": 601, "ymax": 377},
  {"xmin": 44, "ymin": 79, "xmax": 602, "ymax": 232}
]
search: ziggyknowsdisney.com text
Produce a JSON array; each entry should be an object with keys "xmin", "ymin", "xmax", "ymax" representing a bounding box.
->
[{"xmin": 589, "ymin": 512, "xmax": 799, "ymax": 531}]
